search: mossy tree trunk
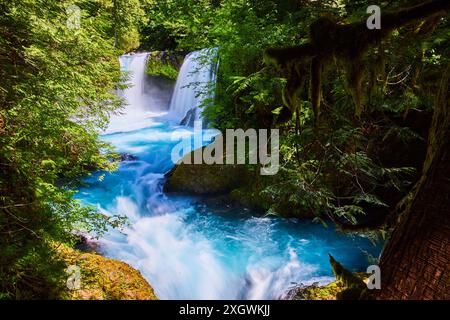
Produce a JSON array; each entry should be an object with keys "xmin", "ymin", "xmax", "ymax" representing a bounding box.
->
[
  {"xmin": 371, "ymin": 68, "xmax": 450, "ymax": 300},
  {"xmin": 264, "ymin": 1, "xmax": 450, "ymax": 299}
]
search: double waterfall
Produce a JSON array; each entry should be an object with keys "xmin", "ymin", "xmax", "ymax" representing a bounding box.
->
[
  {"xmin": 105, "ymin": 48, "xmax": 218, "ymax": 134},
  {"xmin": 79, "ymin": 48, "xmax": 380, "ymax": 300}
]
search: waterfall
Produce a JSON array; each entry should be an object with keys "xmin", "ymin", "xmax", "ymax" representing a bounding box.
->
[
  {"xmin": 105, "ymin": 52, "xmax": 172, "ymax": 134},
  {"xmin": 169, "ymin": 48, "xmax": 218, "ymax": 126}
]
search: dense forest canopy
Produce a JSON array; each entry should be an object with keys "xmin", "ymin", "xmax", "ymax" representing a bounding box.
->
[{"xmin": 0, "ymin": 0, "xmax": 448, "ymax": 299}]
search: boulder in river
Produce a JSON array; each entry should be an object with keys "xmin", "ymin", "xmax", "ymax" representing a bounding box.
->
[{"xmin": 163, "ymin": 147, "xmax": 315, "ymax": 218}]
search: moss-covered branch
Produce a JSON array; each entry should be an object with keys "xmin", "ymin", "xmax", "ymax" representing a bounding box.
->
[{"xmin": 265, "ymin": 0, "xmax": 450, "ymax": 125}]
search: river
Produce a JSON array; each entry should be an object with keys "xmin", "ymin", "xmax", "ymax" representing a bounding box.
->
[{"xmin": 75, "ymin": 50, "xmax": 380, "ymax": 300}]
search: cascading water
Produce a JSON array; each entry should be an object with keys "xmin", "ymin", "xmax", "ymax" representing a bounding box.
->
[
  {"xmin": 76, "ymin": 51, "xmax": 381, "ymax": 300},
  {"xmin": 168, "ymin": 48, "xmax": 218, "ymax": 126},
  {"xmin": 106, "ymin": 52, "xmax": 172, "ymax": 134}
]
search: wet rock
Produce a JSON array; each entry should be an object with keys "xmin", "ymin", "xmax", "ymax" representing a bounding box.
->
[
  {"xmin": 283, "ymin": 267, "xmax": 368, "ymax": 300},
  {"xmin": 120, "ymin": 153, "xmax": 138, "ymax": 162}
]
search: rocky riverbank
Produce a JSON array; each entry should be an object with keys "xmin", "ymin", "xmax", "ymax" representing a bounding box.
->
[{"xmin": 58, "ymin": 244, "xmax": 157, "ymax": 300}]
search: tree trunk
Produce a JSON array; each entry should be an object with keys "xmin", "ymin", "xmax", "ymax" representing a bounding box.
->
[{"xmin": 372, "ymin": 68, "xmax": 450, "ymax": 300}]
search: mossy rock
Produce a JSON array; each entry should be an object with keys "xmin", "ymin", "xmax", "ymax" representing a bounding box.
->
[
  {"xmin": 58, "ymin": 245, "xmax": 157, "ymax": 300},
  {"xmin": 329, "ymin": 254, "xmax": 366, "ymax": 290},
  {"xmin": 165, "ymin": 162, "xmax": 248, "ymax": 195},
  {"xmin": 286, "ymin": 255, "xmax": 369, "ymax": 300},
  {"xmin": 146, "ymin": 51, "xmax": 184, "ymax": 81},
  {"xmin": 286, "ymin": 281, "xmax": 346, "ymax": 300}
]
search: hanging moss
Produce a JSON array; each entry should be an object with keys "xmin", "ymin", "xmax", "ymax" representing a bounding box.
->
[{"xmin": 264, "ymin": 0, "xmax": 450, "ymax": 126}]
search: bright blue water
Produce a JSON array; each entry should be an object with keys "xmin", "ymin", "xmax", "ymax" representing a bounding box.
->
[
  {"xmin": 75, "ymin": 118, "xmax": 381, "ymax": 300},
  {"xmin": 74, "ymin": 52, "xmax": 380, "ymax": 300}
]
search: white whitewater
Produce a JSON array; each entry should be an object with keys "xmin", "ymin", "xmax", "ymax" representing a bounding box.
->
[
  {"xmin": 76, "ymin": 49, "xmax": 379, "ymax": 300},
  {"xmin": 105, "ymin": 52, "xmax": 166, "ymax": 134},
  {"xmin": 168, "ymin": 48, "xmax": 218, "ymax": 126}
]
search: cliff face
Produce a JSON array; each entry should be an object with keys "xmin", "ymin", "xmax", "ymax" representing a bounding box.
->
[
  {"xmin": 146, "ymin": 51, "xmax": 185, "ymax": 81},
  {"xmin": 58, "ymin": 245, "xmax": 157, "ymax": 300}
]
